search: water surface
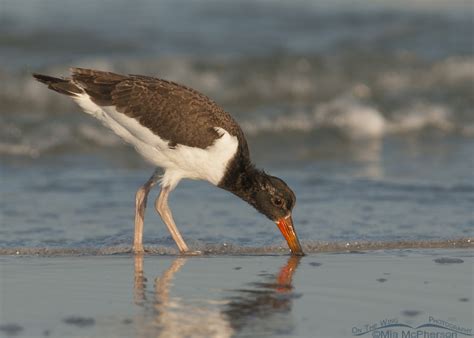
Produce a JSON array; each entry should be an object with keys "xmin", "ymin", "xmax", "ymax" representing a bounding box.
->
[{"xmin": 1, "ymin": 251, "xmax": 472, "ymax": 338}]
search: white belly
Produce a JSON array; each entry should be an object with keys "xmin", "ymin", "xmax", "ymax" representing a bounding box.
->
[{"xmin": 73, "ymin": 93, "xmax": 238, "ymax": 189}]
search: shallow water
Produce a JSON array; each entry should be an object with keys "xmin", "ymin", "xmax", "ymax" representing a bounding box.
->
[
  {"xmin": 1, "ymin": 141, "xmax": 473, "ymax": 253},
  {"xmin": 1, "ymin": 251, "xmax": 472, "ymax": 338}
]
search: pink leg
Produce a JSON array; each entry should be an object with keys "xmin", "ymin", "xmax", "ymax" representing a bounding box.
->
[{"xmin": 133, "ymin": 170, "xmax": 160, "ymax": 254}]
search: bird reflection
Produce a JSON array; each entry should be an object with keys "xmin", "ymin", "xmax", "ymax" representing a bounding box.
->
[
  {"xmin": 133, "ymin": 255, "xmax": 232, "ymax": 338},
  {"xmin": 223, "ymin": 256, "xmax": 302, "ymax": 336},
  {"xmin": 133, "ymin": 255, "xmax": 301, "ymax": 338}
]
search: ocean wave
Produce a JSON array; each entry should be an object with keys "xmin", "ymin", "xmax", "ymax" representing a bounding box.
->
[
  {"xmin": 242, "ymin": 96, "xmax": 471, "ymax": 138},
  {"xmin": 1, "ymin": 54, "xmax": 473, "ymax": 156}
]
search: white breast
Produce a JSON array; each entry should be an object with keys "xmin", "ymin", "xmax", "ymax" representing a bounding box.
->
[{"xmin": 73, "ymin": 93, "xmax": 238, "ymax": 189}]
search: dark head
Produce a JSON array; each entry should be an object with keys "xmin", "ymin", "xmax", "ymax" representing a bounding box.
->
[
  {"xmin": 220, "ymin": 160, "xmax": 304, "ymax": 255},
  {"xmin": 251, "ymin": 174, "xmax": 304, "ymax": 256}
]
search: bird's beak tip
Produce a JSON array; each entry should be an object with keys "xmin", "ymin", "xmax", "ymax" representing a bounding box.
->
[{"xmin": 276, "ymin": 215, "xmax": 304, "ymax": 256}]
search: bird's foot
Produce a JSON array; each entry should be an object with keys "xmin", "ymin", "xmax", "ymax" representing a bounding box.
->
[
  {"xmin": 132, "ymin": 245, "xmax": 145, "ymax": 255},
  {"xmin": 180, "ymin": 250, "xmax": 202, "ymax": 256}
]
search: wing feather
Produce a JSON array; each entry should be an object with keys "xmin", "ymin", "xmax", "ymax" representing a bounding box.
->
[{"xmin": 70, "ymin": 68, "xmax": 247, "ymax": 150}]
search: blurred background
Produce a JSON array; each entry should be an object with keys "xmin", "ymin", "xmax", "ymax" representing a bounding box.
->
[{"xmin": 1, "ymin": 0, "xmax": 473, "ymax": 252}]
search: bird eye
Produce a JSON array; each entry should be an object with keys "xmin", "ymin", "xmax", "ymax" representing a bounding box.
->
[{"xmin": 272, "ymin": 197, "xmax": 284, "ymax": 207}]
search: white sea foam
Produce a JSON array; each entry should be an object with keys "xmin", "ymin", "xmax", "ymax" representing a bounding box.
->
[
  {"xmin": 312, "ymin": 95, "xmax": 387, "ymax": 139},
  {"xmin": 387, "ymin": 102, "xmax": 454, "ymax": 133},
  {"xmin": 242, "ymin": 95, "xmax": 465, "ymax": 139}
]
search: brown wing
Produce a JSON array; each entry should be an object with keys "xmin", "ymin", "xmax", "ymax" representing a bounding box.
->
[{"xmin": 71, "ymin": 68, "xmax": 248, "ymax": 151}]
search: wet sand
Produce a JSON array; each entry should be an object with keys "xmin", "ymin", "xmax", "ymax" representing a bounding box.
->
[{"xmin": 1, "ymin": 249, "xmax": 472, "ymax": 338}]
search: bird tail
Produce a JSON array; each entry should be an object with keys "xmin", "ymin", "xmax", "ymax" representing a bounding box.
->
[{"xmin": 32, "ymin": 73, "xmax": 83, "ymax": 96}]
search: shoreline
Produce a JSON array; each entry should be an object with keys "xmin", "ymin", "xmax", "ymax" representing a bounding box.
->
[{"xmin": 0, "ymin": 238, "xmax": 472, "ymax": 256}]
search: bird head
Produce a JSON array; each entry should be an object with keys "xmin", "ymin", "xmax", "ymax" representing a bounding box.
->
[{"xmin": 253, "ymin": 175, "xmax": 304, "ymax": 256}]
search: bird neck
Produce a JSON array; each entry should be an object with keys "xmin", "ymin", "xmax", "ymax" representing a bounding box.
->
[{"xmin": 219, "ymin": 157, "xmax": 264, "ymax": 206}]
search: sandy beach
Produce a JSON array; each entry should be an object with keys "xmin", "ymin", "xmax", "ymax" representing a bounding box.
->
[{"xmin": 1, "ymin": 249, "xmax": 472, "ymax": 338}]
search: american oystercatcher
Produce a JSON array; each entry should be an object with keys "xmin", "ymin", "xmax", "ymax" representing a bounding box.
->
[{"xmin": 33, "ymin": 68, "xmax": 304, "ymax": 255}]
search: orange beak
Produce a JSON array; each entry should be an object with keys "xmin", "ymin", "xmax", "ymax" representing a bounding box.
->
[{"xmin": 276, "ymin": 215, "xmax": 304, "ymax": 256}]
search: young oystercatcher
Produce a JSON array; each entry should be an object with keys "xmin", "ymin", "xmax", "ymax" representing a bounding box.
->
[{"xmin": 33, "ymin": 68, "xmax": 304, "ymax": 255}]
